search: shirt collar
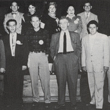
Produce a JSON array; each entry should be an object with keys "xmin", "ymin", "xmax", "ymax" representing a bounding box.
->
[{"xmin": 66, "ymin": 14, "xmax": 75, "ymax": 19}]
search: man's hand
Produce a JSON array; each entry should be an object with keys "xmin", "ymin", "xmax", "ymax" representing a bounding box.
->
[
  {"xmin": 0, "ymin": 68, "xmax": 5, "ymax": 73},
  {"xmin": 22, "ymin": 66, "xmax": 27, "ymax": 71},
  {"xmin": 82, "ymin": 66, "xmax": 87, "ymax": 72},
  {"xmin": 103, "ymin": 66, "xmax": 109, "ymax": 73}
]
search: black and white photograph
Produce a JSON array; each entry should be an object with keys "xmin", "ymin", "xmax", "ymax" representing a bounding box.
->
[{"xmin": 0, "ymin": 0, "xmax": 110, "ymax": 110}]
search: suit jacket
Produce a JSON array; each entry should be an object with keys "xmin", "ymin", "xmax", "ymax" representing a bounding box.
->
[
  {"xmin": 77, "ymin": 12, "xmax": 98, "ymax": 39},
  {"xmin": 50, "ymin": 31, "xmax": 81, "ymax": 61},
  {"xmin": 66, "ymin": 16, "xmax": 82, "ymax": 34},
  {"xmin": 0, "ymin": 39, "xmax": 5, "ymax": 68},
  {"xmin": 3, "ymin": 34, "xmax": 28, "ymax": 70},
  {"xmin": 82, "ymin": 32, "xmax": 109, "ymax": 72},
  {"xmin": 3, "ymin": 12, "xmax": 24, "ymax": 34}
]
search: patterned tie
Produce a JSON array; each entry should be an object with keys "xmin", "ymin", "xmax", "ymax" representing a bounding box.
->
[{"xmin": 63, "ymin": 32, "xmax": 66, "ymax": 54}]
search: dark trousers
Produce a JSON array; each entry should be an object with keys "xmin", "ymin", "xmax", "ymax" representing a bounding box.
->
[
  {"xmin": 80, "ymin": 71, "xmax": 91, "ymax": 104},
  {"xmin": 54, "ymin": 52, "xmax": 78, "ymax": 106},
  {"xmin": 4, "ymin": 58, "xmax": 23, "ymax": 104}
]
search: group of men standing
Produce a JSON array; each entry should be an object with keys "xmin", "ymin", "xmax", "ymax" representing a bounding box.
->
[{"xmin": 0, "ymin": 1, "xmax": 110, "ymax": 110}]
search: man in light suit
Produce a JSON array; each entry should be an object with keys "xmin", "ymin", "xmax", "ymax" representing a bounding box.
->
[
  {"xmin": 77, "ymin": 2, "xmax": 98, "ymax": 39},
  {"xmin": 78, "ymin": 2, "xmax": 98, "ymax": 106},
  {"xmin": 82, "ymin": 20, "xmax": 109, "ymax": 110},
  {"xmin": 3, "ymin": 1, "xmax": 25, "ymax": 34},
  {"xmin": 50, "ymin": 16, "xmax": 81, "ymax": 110},
  {"xmin": 107, "ymin": 36, "xmax": 110, "ymax": 106},
  {"xmin": 3, "ymin": 19, "xmax": 28, "ymax": 108}
]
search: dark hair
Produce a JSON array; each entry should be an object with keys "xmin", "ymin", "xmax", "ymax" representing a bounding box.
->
[
  {"xmin": 11, "ymin": 1, "xmax": 19, "ymax": 6},
  {"xmin": 48, "ymin": 2, "xmax": 57, "ymax": 8},
  {"xmin": 84, "ymin": 0, "xmax": 91, "ymax": 6},
  {"xmin": 6, "ymin": 19, "xmax": 17, "ymax": 26},
  {"xmin": 28, "ymin": 2, "xmax": 36, "ymax": 8},
  {"xmin": 31, "ymin": 14, "xmax": 40, "ymax": 21},
  {"xmin": 87, "ymin": 20, "xmax": 98, "ymax": 28}
]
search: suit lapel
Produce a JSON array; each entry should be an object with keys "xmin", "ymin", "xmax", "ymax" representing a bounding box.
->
[
  {"xmin": 6, "ymin": 35, "xmax": 12, "ymax": 56},
  {"xmin": 56, "ymin": 33, "xmax": 60, "ymax": 53},
  {"xmin": 69, "ymin": 32, "xmax": 76, "ymax": 50},
  {"xmin": 15, "ymin": 34, "xmax": 19, "ymax": 56}
]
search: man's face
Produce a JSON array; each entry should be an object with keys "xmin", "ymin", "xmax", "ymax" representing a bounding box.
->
[
  {"xmin": 10, "ymin": 2, "xmax": 19, "ymax": 12},
  {"xmin": 28, "ymin": 5, "xmax": 36, "ymax": 15},
  {"xmin": 31, "ymin": 16, "xmax": 40, "ymax": 29},
  {"xmin": 88, "ymin": 24, "xmax": 98, "ymax": 35},
  {"xmin": 48, "ymin": 5, "xmax": 56, "ymax": 14},
  {"xmin": 83, "ymin": 3, "xmax": 92, "ymax": 12},
  {"xmin": 59, "ymin": 19, "xmax": 69, "ymax": 31},
  {"xmin": 67, "ymin": 6, "xmax": 75, "ymax": 16},
  {"xmin": 7, "ymin": 21, "xmax": 16, "ymax": 33}
]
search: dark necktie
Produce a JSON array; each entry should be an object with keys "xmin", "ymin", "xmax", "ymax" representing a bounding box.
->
[{"xmin": 63, "ymin": 32, "xmax": 66, "ymax": 54}]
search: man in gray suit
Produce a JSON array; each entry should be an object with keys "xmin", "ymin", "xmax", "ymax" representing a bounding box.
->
[
  {"xmin": 78, "ymin": 2, "xmax": 98, "ymax": 39},
  {"xmin": 50, "ymin": 16, "xmax": 81, "ymax": 110}
]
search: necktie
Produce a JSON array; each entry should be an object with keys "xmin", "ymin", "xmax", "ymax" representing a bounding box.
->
[
  {"xmin": 86, "ymin": 13, "xmax": 89, "ymax": 20},
  {"xmin": 12, "ymin": 35, "xmax": 15, "ymax": 56},
  {"xmin": 63, "ymin": 32, "xmax": 66, "ymax": 54}
]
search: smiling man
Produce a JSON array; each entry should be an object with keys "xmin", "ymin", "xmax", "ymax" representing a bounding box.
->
[
  {"xmin": 3, "ymin": 1, "xmax": 25, "ymax": 34},
  {"xmin": 82, "ymin": 20, "xmax": 109, "ymax": 110},
  {"xmin": 26, "ymin": 15, "xmax": 50, "ymax": 109},
  {"xmin": 50, "ymin": 16, "xmax": 80, "ymax": 110},
  {"xmin": 78, "ymin": 2, "xmax": 98, "ymax": 39},
  {"xmin": 3, "ymin": 19, "xmax": 28, "ymax": 108}
]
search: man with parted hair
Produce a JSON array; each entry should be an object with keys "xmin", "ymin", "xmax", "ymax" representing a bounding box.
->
[
  {"xmin": 77, "ymin": 1, "xmax": 98, "ymax": 39},
  {"xmin": 3, "ymin": 1, "xmax": 25, "ymax": 34},
  {"xmin": 3, "ymin": 19, "xmax": 27, "ymax": 108}
]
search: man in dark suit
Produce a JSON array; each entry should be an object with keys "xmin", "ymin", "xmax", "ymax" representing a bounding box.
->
[
  {"xmin": 0, "ymin": 38, "xmax": 5, "ymax": 73},
  {"xmin": 50, "ymin": 16, "xmax": 81, "ymax": 110},
  {"xmin": 0, "ymin": 38, "xmax": 5, "ymax": 96},
  {"xmin": 3, "ymin": 19, "xmax": 28, "ymax": 107}
]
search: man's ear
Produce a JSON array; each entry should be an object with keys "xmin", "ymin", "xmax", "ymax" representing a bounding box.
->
[
  {"xmin": 90, "ymin": 6, "xmax": 92, "ymax": 10},
  {"xmin": 96, "ymin": 27, "xmax": 98, "ymax": 31},
  {"xmin": 10, "ymin": 6, "xmax": 12, "ymax": 10},
  {"xmin": 17, "ymin": 6, "xmax": 19, "ymax": 9},
  {"xmin": 67, "ymin": 22, "xmax": 69, "ymax": 26}
]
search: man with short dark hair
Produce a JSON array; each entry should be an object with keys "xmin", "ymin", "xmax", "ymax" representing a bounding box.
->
[
  {"xmin": 50, "ymin": 16, "xmax": 81, "ymax": 110},
  {"xmin": 26, "ymin": 15, "xmax": 50, "ymax": 109},
  {"xmin": 82, "ymin": 20, "xmax": 109, "ymax": 110},
  {"xmin": 3, "ymin": 1, "xmax": 25, "ymax": 34},
  {"xmin": 78, "ymin": 2, "xmax": 98, "ymax": 39},
  {"xmin": 3, "ymin": 19, "xmax": 27, "ymax": 108}
]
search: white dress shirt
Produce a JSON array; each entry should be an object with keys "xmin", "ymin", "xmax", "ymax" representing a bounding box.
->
[
  {"xmin": 58, "ymin": 30, "xmax": 74, "ymax": 53},
  {"xmin": 10, "ymin": 33, "xmax": 17, "ymax": 56}
]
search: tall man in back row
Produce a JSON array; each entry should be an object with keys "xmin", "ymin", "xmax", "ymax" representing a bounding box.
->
[
  {"xmin": 78, "ymin": 1, "xmax": 98, "ymax": 39},
  {"xmin": 50, "ymin": 16, "xmax": 81, "ymax": 110}
]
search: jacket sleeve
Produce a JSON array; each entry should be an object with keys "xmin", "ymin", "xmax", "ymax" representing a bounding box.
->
[
  {"xmin": 81, "ymin": 38, "xmax": 86, "ymax": 67},
  {"xmin": 50, "ymin": 34, "xmax": 56, "ymax": 59},
  {"xmin": 103, "ymin": 35, "xmax": 109, "ymax": 67},
  {"xmin": 77, "ymin": 16, "xmax": 82, "ymax": 34},
  {"xmin": 22, "ymin": 35, "xmax": 29, "ymax": 66},
  {"xmin": 0, "ymin": 40, "xmax": 5, "ymax": 68}
]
